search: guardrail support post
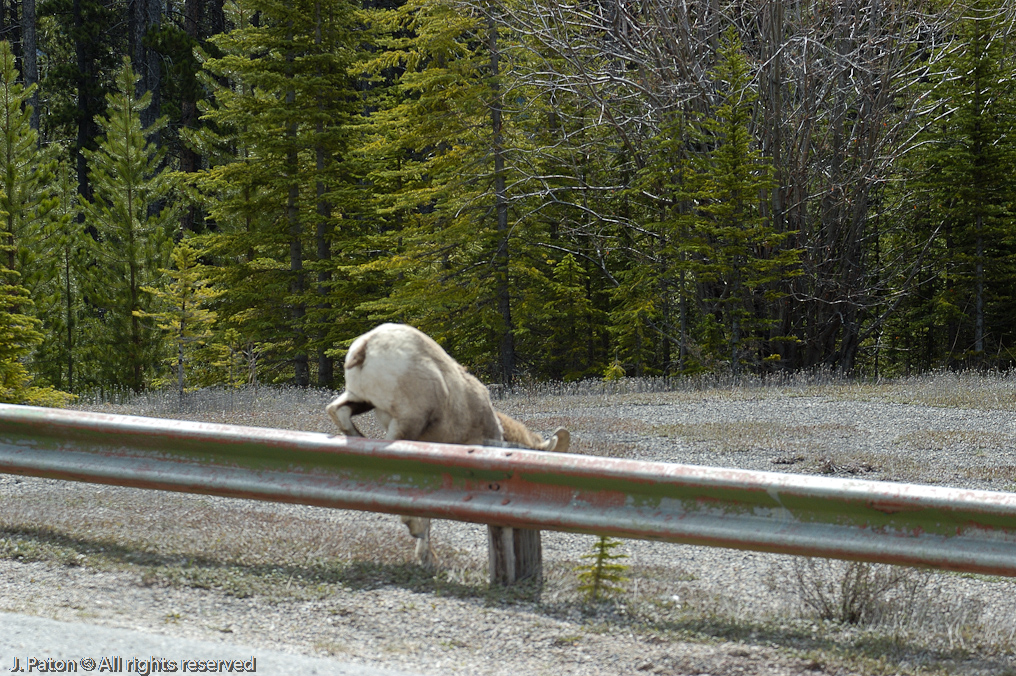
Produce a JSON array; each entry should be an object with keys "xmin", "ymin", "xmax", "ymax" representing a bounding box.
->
[{"xmin": 488, "ymin": 526, "xmax": 541, "ymax": 586}]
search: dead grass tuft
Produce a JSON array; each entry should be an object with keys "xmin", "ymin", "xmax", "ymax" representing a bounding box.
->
[
  {"xmin": 768, "ymin": 558, "xmax": 930, "ymax": 626},
  {"xmin": 961, "ymin": 465, "xmax": 1016, "ymax": 486},
  {"xmin": 654, "ymin": 421, "xmax": 857, "ymax": 455},
  {"xmin": 795, "ymin": 452, "xmax": 928, "ymax": 483},
  {"xmin": 764, "ymin": 557, "xmax": 1016, "ymax": 657},
  {"xmin": 803, "ymin": 455, "xmax": 879, "ymax": 477},
  {"xmin": 810, "ymin": 371, "xmax": 1016, "ymax": 411},
  {"xmin": 893, "ymin": 430, "xmax": 1014, "ymax": 453}
]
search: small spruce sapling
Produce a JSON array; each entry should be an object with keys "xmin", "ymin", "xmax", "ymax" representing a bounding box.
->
[
  {"xmin": 136, "ymin": 239, "xmax": 221, "ymax": 396},
  {"xmin": 576, "ymin": 535, "xmax": 629, "ymax": 601},
  {"xmin": 603, "ymin": 356, "xmax": 626, "ymax": 381}
]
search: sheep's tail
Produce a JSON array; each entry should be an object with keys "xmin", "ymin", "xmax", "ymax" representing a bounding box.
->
[{"xmin": 345, "ymin": 338, "xmax": 369, "ymax": 369}]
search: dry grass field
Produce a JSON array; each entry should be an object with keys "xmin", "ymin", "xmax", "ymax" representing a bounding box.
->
[{"xmin": 1, "ymin": 372, "xmax": 1015, "ymax": 675}]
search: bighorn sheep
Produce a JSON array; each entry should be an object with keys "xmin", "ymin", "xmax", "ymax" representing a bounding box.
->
[{"xmin": 326, "ymin": 323, "xmax": 569, "ymax": 565}]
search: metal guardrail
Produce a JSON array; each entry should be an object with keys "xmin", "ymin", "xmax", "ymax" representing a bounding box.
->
[{"xmin": 1, "ymin": 403, "xmax": 1016, "ymax": 576}]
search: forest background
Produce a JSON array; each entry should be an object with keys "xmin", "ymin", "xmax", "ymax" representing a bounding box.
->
[{"xmin": 0, "ymin": 0, "xmax": 1014, "ymax": 402}]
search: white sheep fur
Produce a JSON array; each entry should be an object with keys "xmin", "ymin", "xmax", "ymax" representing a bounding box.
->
[{"xmin": 326, "ymin": 323, "xmax": 569, "ymax": 565}]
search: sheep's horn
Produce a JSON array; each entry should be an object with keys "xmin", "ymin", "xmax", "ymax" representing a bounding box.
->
[{"xmin": 543, "ymin": 427, "xmax": 571, "ymax": 453}]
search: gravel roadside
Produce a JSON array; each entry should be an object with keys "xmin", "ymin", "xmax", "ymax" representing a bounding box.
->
[{"xmin": 1, "ymin": 384, "xmax": 1015, "ymax": 676}]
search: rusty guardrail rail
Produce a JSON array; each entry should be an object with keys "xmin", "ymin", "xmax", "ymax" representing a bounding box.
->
[{"xmin": 1, "ymin": 403, "xmax": 1016, "ymax": 578}]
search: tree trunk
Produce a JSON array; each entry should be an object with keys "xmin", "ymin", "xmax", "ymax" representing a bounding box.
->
[
  {"xmin": 288, "ymin": 144, "xmax": 308, "ymax": 386},
  {"xmin": 286, "ymin": 25, "xmax": 308, "ymax": 387},
  {"xmin": 144, "ymin": 0, "xmax": 162, "ymax": 128},
  {"xmin": 177, "ymin": 315, "xmax": 185, "ymax": 398},
  {"xmin": 315, "ymin": 164, "xmax": 333, "ymax": 387},
  {"xmin": 314, "ymin": 0, "xmax": 333, "ymax": 388},
  {"xmin": 179, "ymin": 0, "xmax": 201, "ymax": 232},
  {"xmin": 65, "ymin": 247, "xmax": 74, "ymax": 390},
  {"xmin": 208, "ymin": 0, "xmax": 225, "ymax": 36},
  {"xmin": 6, "ymin": 0, "xmax": 22, "ymax": 65},
  {"xmin": 21, "ymin": 0, "xmax": 37, "ymax": 131},
  {"xmin": 73, "ymin": 0, "xmax": 94, "ymax": 220},
  {"xmin": 129, "ymin": 0, "xmax": 162, "ymax": 131},
  {"xmin": 975, "ymin": 214, "xmax": 984, "ymax": 358},
  {"xmin": 488, "ymin": 9, "xmax": 514, "ymax": 386}
]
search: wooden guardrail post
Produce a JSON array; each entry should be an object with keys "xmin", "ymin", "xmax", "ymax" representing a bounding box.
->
[
  {"xmin": 482, "ymin": 437, "xmax": 543, "ymax": 585},
  {"xmin": 488, "ymin": 526, "xmax": 541, "ymax": 585}
]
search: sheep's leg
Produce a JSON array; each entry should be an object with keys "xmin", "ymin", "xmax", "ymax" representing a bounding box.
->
[
  {"xmin": 383, "ymin": 416, "xmax": 429, "ymax": 443},
  {"xmin": 400, "ymin": 516, "xmax": 435, "ymax": 567},
  {"xmin": 325, "ymin": 393, "xmax": 374, "ymax": 436},
  {"xmin": 328, "ymin": 398, "xmax": 435, "ymax": 564},
  {"xmin": 384, "ymin": 417, "xmax": 435, "ymax": 566}
]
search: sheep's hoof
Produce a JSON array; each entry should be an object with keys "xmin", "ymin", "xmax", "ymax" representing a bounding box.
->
[{"xmin": 416, "ymin": 540, "xmax": 437, "ymax": 568}]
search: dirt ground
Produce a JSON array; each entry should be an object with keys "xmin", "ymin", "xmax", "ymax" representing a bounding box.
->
[{"xmin": 1, "ymin": 375, "xmax": 1015, "ymax": 675}]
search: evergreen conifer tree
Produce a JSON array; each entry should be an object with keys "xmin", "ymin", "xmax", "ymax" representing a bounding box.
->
[
  {"xmin": 357, "ymin": 0, "xmax": 566, "ymax": 381},
  {"xmin": 0, "ymin": 40, "xmax": 68, "ymax": 389},
  {"xmin": 690, "ymin": 30, "xmax": 800, "ymax": 371},
  {"xmin": 80, "ymin": 58, "xmax": 177, "ymax": 392},
  {"xmin": 192, "ymin": 0, "xmax": 359, "ymax": 387},
  {"xmin": 0, "ymin": 41, "xmax": 57, "ymax": 273},
  {"xmin": 525, "ymin": 253, "xmax": 603, "ymax": 380},
  {"xmin": 626, "ymin": 107, "xmax": 701, "ymax": 374},
  {"xmin": 0, "ymin": 211, "xmax": 72, "ymax": 405},
  {"xmin": 0, "ymin": 244, "xmax": 44, "ymax": 402},
  {"xmin": 198, "ymin": 327, "xmax": 250, "ymax": 388},
  {"xmin": 28, "ymin": 160, "xmax": 83, "ymax": 391},
  {"xmin": 137, "ymin": 239, "xmax": 221, "ymax": 396},
  {"xmin": 576, "ymin": 535, "xmax": 629, "ymax": 601},
  {"xmin": 908, "ymin": 1, "xmax": 1016, "ymax": 366}
]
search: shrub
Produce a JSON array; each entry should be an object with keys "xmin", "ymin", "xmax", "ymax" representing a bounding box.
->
[{"xmin": 775, "ymin": 557, "xmax": 930, "ymax": 625}]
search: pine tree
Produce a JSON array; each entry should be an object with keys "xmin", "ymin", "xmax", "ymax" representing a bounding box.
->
[
  {"xmin": 524, "ymin": 253, "xmax": 603, "ymax": 380},
  {"xmin": 357, "ymin": 0, "xmax": 500, "ymax": 369},
  {"xmin": 197, "ymin": 327, "xmax": 250, "ymax": 388},
  {"xmin": 689, "ymin": 29, "xmax": 800, "ymax": 372},
  {"xmin": 509, "ymin": 28, "xmax": 617, "ymax": 379},
  {"xmin": 26, "ymin": 160, "xmax": 83, "ymax": 391},
  {"xmin": 0, "ymin": 216, "xmax": 72, "ymax": 406},
  {"xmin": 607, "ymin": 262, "xmax": 666, "ymax": 377},
  {"xmin": 80, "ymin": 57, "xmax": 177, "ymax": 392},
  {"xmin": 137, "ymin": 239, "xmax": 221, "ymax": 396},
  {"xmin": 0, "ymin": 40, "xmax": 66, "ymax": 389},
  {"xmin": 192, "ymin": 0, "xmax": 360, "ymax": 387},
  {"xmin": 0, "ymin": 40, "xmax": 57, "ymax": 275},
  {"xmin": 357, "ymin": 0, "xmax": 565, "ymax": 382},
  {"xmin": 0, "ymin": 246, "xmax": 44, "ymax": 402},
  {"xmin": 908, "ymin": 1, "xmax": 1016, "ymax": 367},
  {"xmin": 627, "ymin": 106, "xmax": 702, "ymax": 375}
]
